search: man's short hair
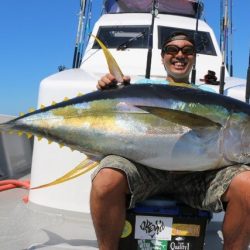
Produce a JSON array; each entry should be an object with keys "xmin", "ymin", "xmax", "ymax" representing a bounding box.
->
[{"xmin": 161, "ymin": 31, "xmax": 196, "ymax": 57}]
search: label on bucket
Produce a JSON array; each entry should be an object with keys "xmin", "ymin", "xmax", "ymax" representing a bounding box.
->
[
  {"xmin": 135, "ymin": 215, "xmax": 173, "ymax": 240},
  {"xmin": 137, "ymin": 239, "xmax": 168, "ymax": 250},
  {"xmin": 172, "ymin": 223, "xmax": 200, "ymax": 237}
]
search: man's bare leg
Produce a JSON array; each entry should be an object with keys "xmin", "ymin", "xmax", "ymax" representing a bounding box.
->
[
  {"xmin": 90, "ymin": 168, "xmax": 129, "ymax": 250},
  {"xmin": 222, "ymin": 171, "xmax": 250, "ymax": 250}
]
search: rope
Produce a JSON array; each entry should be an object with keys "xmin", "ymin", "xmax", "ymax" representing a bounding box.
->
[{"xmin": 0, "ymin": 179, "xmax": 30, "ymax": 191}]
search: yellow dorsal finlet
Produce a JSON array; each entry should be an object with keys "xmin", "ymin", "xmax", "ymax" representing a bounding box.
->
[
  {"xmin": 37, "ymin": 136, "xmax": 43, "ymax": 141},
  {"xmin": 77, "ymin": 92, "xmax": 83, "ymax": 97},
  {"xmin": 29, "ymin": 108, "xmax": 35, "ymax": 112}
]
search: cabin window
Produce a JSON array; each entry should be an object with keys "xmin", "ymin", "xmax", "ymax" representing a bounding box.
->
[
  {"xmin": 158, "ymin": 26, "xmax": 217, "ymax": 56},
  {"xmin": 93, "ymin": 26, "xmax": 150, "ymax": 49}
]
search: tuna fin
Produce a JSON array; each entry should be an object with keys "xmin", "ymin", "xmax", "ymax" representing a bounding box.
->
[
  {"xmin": 47, "ymin": 139, "xmax": 53, "ymax": 144},
  {"xmin": 168, "ymin": 82, "xmax": 197, "ymax": 89},
  {"xmin": 31, "ymin": 158, "xmax": 99, "ymax": 190},
  {"xmin": 29, "ymin": 108, "xmax": 35, "ymax": 112},
  {"xmin": 92, "ymin": 34, "xmax": 124, "ymax": 83},
  {"xmin": 17, "ymin": 131, "xmax": 23, "ymax": 136},
  {"xmin": 26, "ymin": 132, "xmax": 33, "ymax": 139},
  {"xmin": 136, "ymin": 105, "xmax": 221, "ymax": 128},
  {"xmin": 77, "ymin": 92, "xmax": 83, "ymax": 97}
]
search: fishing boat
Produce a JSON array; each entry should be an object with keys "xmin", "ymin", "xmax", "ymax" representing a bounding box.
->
[{"xmin": 1, "ymin": 0, "xmax": 249, "ymax": 249}]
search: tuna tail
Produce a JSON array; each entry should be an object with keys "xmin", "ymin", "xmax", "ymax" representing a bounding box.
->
[
  {"xmin": 0, "ymin": 119, "xmax": 33, "ymax": 139},
  {"xmin": 0, "ymin": 120, "xmax": 15, "ymax": 133}
]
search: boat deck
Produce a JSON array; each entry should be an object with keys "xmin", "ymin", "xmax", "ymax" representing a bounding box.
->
[
  {"xmin": 0, "ymin": 174, "xmax": 229, "ymax": 250},
  {"xmin": 0, "ymin": 175, "xmax": 97, "ymax": 250}
]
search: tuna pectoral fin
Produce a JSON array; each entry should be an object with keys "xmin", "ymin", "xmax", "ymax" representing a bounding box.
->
[
  {"xmin": 31, "ymin": 158, "xmax": 99, "ymax": 190},
  {"xmin": 136, "ymin": 105, "xmax": 221, "ymax": 128}
]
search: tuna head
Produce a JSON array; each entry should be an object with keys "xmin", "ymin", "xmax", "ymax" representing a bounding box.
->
[{"xmin": 223, "ymin": 114, "xmax": 250, "ymax": 165}]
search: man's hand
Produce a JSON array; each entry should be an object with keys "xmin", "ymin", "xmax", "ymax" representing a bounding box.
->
[{"xmin": 96, "ymin": 73, "xmax": 131, "ymax": 90}]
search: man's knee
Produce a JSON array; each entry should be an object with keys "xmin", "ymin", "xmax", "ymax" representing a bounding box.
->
[
  {"xmin": 223, "ymin": 171, "xmax": 250, "ymax": 206},
  {"xmin": 92, "ymin": 168, "xmax": 129, "ymax": 197}
]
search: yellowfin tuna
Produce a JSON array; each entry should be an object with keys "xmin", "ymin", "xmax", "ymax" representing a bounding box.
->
[{"xmin": 1, "ymin": 84, "xmax": 250, "ymax": 178}]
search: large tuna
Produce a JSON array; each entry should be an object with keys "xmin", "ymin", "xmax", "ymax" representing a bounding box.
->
[{"xmin": 1, "ymin": 83, "xmax": 250, "ymax": 187}]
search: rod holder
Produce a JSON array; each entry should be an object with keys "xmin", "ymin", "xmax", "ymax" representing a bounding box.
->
[
  {"xmin": 246, "ymin": 69, "xmax": 250, "ymax": 103},
  {"xmin": 219, "ymin": 64, "xmax": 225, "ymax": 94},
  {"xmin": 191, "ymin": 66, "xmax": 196, "ymax": 84}
]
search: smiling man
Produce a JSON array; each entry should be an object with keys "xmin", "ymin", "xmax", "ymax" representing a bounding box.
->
[
  {"xmin": 92, "ymin": 31, "xmax": 250, "ymax": 250},
  {"xmin": 96, "ymin": 31, "xmax": 196, "ymax": 89},
  {"xmin": 161, "ymin": 32, "xmax": 195, "ymax": 83}
]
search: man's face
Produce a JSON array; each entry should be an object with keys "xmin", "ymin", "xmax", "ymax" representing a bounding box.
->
[{"xmin": 161, "ymin": 39, "xmax": 195, "ymax": 82}]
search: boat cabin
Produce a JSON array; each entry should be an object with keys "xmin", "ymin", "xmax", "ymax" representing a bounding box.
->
[{"xmin": 82, "ymin": 0, "xmax": 226, "ymax": 88}]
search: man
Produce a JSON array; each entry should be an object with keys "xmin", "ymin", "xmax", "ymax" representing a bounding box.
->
[{"xmin": 91, "ymin": 31, "xmax": 250, "ymax": 250}]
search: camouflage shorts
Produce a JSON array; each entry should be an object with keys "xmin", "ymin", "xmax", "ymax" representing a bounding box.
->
[{"xmin": 91, "ymin": 155, "xmax": 250, "ymax": 212}]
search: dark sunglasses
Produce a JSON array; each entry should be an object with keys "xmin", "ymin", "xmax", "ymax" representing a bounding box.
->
[{"xmin": 162, "ymin": 45, "xmax": 195, "ymax": 55}]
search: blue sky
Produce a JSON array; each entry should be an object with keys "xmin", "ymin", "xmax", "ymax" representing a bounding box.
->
[{"xmin": 0, "ymin": 0, "xmax": 249, "ymax": 115}]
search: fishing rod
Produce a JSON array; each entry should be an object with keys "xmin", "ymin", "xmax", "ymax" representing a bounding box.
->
[
  {"xmin": 225, "ymin": 0, "xmax": 229, "ymax": 72},
  {"xmin": 72, "ymin": 0, "xmax": 86, "ymax": 68},
  {"xmin": 219, "ymin": 0, "xmax": 228, "ymax": 95},
  {"xmin": 145, "ymin": 0, "xmax": 158, "ymax": 79},
  {"xmin": 229, "ymin": 0, "xmax": 233, "ymax": 76},
  {"xmin": 219, "ymin": 0, "xmax": 223, "ymax": 51},
  {"xmin": 245, "ymin": 50, "xmax": 250, "ymax": 103},
  {"xmin": 191, "ymin": 0, "xmax": 202, "ymax": 84},
  {"xmin": 78, "ymin": 0, "xmax": 93, "ymax": 63}
]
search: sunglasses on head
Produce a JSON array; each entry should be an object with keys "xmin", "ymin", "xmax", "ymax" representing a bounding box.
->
[{"xmin": 162, "ymin": 45, "xmax": 195, "ymax": 55}]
